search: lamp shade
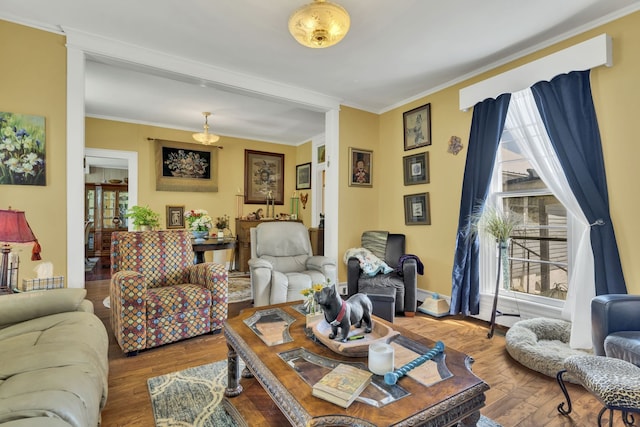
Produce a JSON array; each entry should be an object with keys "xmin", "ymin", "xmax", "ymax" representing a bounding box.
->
[
  {"xmin": 0, "ymin": 209, "xmax": 41, "ymax": 260},
  {"xmin": 289, "ymin": 0, "xmax": 350, "ymax": 48},
  {"xmin": 193, "ymin": 112, "xmax": 220, "ymax": 145}
]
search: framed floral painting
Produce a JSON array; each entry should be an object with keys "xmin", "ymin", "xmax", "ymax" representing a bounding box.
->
[
  {"xmin": 0, "ymin": 112, "xmax": 46, "ymax": 186},
  {"xmin": 154, "ymin": 139, "xmax": 219, "ymax": 192}
]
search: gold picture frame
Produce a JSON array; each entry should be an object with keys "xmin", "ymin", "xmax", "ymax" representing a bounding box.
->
[
  {"xmin": 348, "ymin": 147, "xmax": 372, "ymax": 187},
  {"xmin": 155, "ymin": 139, "xmax": 219, "ymax": 192},
  {"xmin": 166, "ymin": 205, "xmax": 185, "ymax": 229}
]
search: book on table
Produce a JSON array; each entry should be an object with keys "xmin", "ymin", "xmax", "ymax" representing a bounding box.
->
[{"xmin": 312, "ymin": 363, "xmax": 373, "ymax": 408}]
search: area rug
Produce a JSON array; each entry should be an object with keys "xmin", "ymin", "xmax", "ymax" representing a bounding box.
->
[
  {"xmin": 148, "ymin": 360, "xmax": 502, "ymax": 427},
  {"xmin": 228, "ymin": 274, "xmax": 251, "ymax": 303}
]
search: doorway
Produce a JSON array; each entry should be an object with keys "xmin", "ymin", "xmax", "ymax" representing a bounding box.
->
[{"xmin": 83, "ymin": 149, "xmax": 138, "ymax": 282}]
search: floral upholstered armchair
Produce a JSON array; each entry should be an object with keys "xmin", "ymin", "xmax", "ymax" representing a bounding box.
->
[{"xmin": 110, "ymin": 230, "xmax": 228, "ymax": 355}]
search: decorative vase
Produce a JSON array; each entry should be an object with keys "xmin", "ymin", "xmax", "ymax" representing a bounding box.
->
[
  {"xmin": 217, "ymin": 229, "xmax": 224, "ymax": 240},
  {"xmin": 192, "ymin": 230, "xmax": 208, "ymax": 243},
  {"xmin": 306, "ymin": 311, "xmax": 324, "ymax": 328}
]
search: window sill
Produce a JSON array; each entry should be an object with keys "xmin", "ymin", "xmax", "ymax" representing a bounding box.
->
[{"xmin": 472, "ymin": 292, "xmax": 564, "ymax": 328}]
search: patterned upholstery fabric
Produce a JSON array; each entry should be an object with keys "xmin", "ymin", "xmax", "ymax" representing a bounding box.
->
[
  {"xmin": 565, "ymin": 355, "xmax": 640, "ymax": 411},
  {"xmin": 110, "ymin": 230, "xmax": 228, "ymax": 354}
]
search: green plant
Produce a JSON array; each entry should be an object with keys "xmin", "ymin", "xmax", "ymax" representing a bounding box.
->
[
  {"xmin": 125, "ymin": 205, "xmax": 160, "ymax": 229},
  {"xmin": 469, "ymin": 205, "xmax": 521, "ymax": 243}
]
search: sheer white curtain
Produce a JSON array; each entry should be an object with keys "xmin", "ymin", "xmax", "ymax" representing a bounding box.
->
[{"xmin": 505, "ymin": 88, "xmax": 595, "ymax": 349}]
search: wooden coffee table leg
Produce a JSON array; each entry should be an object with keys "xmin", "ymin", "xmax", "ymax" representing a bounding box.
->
[
  {"xmin": 225, "ymin": 343, "xmax": 244, "ymax": 397},
  {"xmin": 458, "ymin": 410, "xmax": 481, "ymax": 426}
]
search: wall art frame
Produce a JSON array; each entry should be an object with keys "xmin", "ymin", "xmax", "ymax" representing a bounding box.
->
[
  {"xmin": 403, "ymin": 103, "xmax": 432, "ymax": 151},
  {"xmin": 348, "ymin": 147, "xmax": 372, "ymax": 187},
  {"xmin": 0, "ymin": 112, "xmax": 46, "ymax": 186},
  {"xmin": 166, "ymin": 205, "xmax": 185, "ymax": 229},
  {"xmin": 404, "ymin": 192, "xmax": 431, "ymax": 225},
  {"xmin": 155, "ymin": 139, "xmax": 218, "ymax": 192},
  {"xmin": 403, "ymin": 151, "xmax": 429, "ymax": 186},
  {"xmin": 296, "ymin": 162, "xmax": 312, "ymax": 190},
  {"xmin": 244, "ymin": 149, "xmax": 285, "ymax": 205}
]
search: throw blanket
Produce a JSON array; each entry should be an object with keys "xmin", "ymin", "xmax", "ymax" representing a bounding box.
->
[
  {"xmin": 396, "ymin": 254, "xmax": 424, "ymax": 275},
  {"xmin": 344, "ymin": 247, "xmax": 393, "ymax": 277},
  {"xmin": 361, "ymin": 231, "xmax": 388, "ymax": 260}
]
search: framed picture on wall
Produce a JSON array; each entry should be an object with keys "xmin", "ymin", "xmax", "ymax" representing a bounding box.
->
[
  {"xmin": 404, "ymin": 192, "xmax": 431, "ymax": 225},
  {"xmin": 348, "ymin": 147, "xmax": 372, "ymax": 187},
  {"xmin": 403, "ymin": 152, "xmax": 429, "ymax": 185},
  {"xmin": 166, "ymin": 205, "xmax": 185, "ymax": 229},
  {"xmin": 244, "ymin": 149, "xmax": 285, "ymax": 204},
  {"xmin": 403, "ymin": 103, "xmax": 431, "ymax": 151},
  {"xmin": 155, "ymin": 139, "xmax": 219, "ymax": 192},
  {"xmin": 296, "ymin": 162, "xmax": 312, "ymax": 190}
]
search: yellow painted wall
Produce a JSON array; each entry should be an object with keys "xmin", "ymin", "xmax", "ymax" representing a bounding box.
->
[
  {"xmin": 364, "ymin": 11, "xmax": 640, "ymax": 296},
  {"xmin": 86, "ymin": 118, "xmax": 301, "ymax": 238},
  {"xmin": 295, "ymin": 140, "xmax": 312, "ymax": 225},
  {"xmin": 337, "ymin": 106, "xmax": 380, "ymax": 279},
  {"xmin": 0, "ymin": 21, "xmax": 67, "ymax": 282},
  {"xmin": 4, "ymin": 11, "xmax": 640, "ymax": 297}
]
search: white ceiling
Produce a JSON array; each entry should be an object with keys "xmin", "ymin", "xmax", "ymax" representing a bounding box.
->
[{"xmin": 2, "ymin": 0, "xmax": 640, "ymax": 145}]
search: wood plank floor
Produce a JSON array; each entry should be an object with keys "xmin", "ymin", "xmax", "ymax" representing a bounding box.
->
[{"xmin": 86, "ymin": 279, "xmax": 612, "ymax": 427}]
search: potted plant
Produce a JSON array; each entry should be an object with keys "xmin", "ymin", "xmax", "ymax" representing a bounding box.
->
[
  {"xmin": 125, "ymin": 205, "xmax": 160, "ymax": 231},
  {"xmin": 215, "ymin": 214, "xmax": 230, "ymax": 239},
  {"xmin": 184, "ymin": 209, "xmax": 213, "ymax": 242},
  {"xmin": 468, "ymin": 205, "xmax": 522, "ymax": 338}
]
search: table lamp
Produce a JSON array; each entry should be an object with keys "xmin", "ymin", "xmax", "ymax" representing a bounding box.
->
[{"xmin": 0, "ymin": 208, "xmax": 41, "ymax": 291}]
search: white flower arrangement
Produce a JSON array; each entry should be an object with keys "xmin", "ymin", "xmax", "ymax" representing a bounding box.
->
[{"xmin": 184, "ymin": 209, "xmax": 213, "ymax": 231}]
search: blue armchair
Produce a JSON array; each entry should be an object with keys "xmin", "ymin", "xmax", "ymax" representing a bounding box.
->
[{"xmin": 591, "ymin": 294, "xmax": 640, "ymax": 366}]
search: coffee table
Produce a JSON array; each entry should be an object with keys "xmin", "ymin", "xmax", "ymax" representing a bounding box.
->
[{"xmin": 224, "ymin": 302, "xmax": 489, "ymax": 426}]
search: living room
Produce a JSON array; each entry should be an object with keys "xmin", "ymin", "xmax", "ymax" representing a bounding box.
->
[{"xmin": 2, "ymin": 3, "xmax": 640, "ymax": 426}]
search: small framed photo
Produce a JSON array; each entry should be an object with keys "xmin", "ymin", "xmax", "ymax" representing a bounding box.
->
[
  {"xmin": 403, "ymin": 152, "xmax": 429, "ymax": 186},
  {"xmin": 404, "ymin": 193, "xmax": 431, "ymax": 225},
  {"xmin": 349, "ymin": 147, "xmax": 372, "ymax": 187},
  {"xmin": 296, "ymin": 162, "xmax": 312, "ymax": 190},
  {"xmin": 403, "ymin": 103, "xmax": 431, "ymax": 151},
  {"xmin": 166, "ymin": 205, "xmax": 185, "ymax": 229}
]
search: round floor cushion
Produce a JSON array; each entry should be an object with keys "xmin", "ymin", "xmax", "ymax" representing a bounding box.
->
[{"xmin": 505, "ymin": 318, "xmax": 591, "ymax": 384}]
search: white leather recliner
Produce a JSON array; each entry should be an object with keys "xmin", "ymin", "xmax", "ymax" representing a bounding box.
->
[{"xmin": 248, "ymin": 221, "xmax": 337, "ymax": 307}]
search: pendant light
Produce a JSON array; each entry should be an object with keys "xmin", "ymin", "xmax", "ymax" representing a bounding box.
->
[
  {"xmin": 192, "ymin": 112, "xmax": 220, "ymax": 145},
  {"xmin": 288, "ymin": 0, "xmax": 351, "ymax": 49}
]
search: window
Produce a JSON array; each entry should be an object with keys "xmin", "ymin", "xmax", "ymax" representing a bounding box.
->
[{"xmin": 484, "ymin": 129, "xmax": 569, "ymax": 304}]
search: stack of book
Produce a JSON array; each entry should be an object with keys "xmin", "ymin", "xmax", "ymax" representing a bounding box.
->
[{"xmin": 312, "ymin": 363, "xmax": 373, "ymax": 408}]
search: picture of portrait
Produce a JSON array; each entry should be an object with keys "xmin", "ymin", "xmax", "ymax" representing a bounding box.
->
[
  {"xmin": 244, "ymin": 150, "xmax": 284, "ymax": 204},
  {"xmin": 348, "ymin": 147, "xmax": 373, "ymax": 187}
]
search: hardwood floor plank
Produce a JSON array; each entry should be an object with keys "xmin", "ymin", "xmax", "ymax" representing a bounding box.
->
[{"xmin": 85, "ymin": 279, "xmax": 608, "ymax": 427}]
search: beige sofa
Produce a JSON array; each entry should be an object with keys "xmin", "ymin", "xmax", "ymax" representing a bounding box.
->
[{"xmin": 0, "ymin": 289, "xmax": 109, "ymax": 426}]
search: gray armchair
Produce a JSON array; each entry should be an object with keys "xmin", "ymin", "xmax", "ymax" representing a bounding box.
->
[
  {"xmin": 249, "ymin": 221, "xmax": 337, "ymax": 307},
  {"xmin": 347, "ymin": 231, "xmax": 418, "ymax": 318},
  {"xmin": 591, "ymin": 294, "xmax": 640, "ymax": 365}
]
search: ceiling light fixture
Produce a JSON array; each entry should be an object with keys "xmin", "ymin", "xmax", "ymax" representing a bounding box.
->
[
  {"xmin": 192, "ymin": 112, "xmax": 220, "ymax": 145},
  {"xmin": 288, "ymin": 0, "xmax": 350, "ymax": 49}
]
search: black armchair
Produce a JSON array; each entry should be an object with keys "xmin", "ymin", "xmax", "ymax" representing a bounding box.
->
[
  {"xmin": 591, "ymin": 294, "xmax": 640, "ymax": 366},
  {"xmin": 347, "ymin": 231, "xmax": 418, "ymax": 319}
]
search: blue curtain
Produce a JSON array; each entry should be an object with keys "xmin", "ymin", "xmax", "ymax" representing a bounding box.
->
[
  {"xmin": 532, "ymin": 70, "xmax": 627, "ymax": 295},
  {"xmin": 450, "ymin": 93, "xmax": 511, "ymax": 315}
]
